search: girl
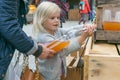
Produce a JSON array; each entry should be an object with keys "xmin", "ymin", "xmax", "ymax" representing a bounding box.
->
[{"xmin": 33, "ymin": 1, "xmax": 95, "ymax": 80}]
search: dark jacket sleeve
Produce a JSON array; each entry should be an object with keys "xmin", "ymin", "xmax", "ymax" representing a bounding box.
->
[{"xmin": 0, "ymin": 0, "xmax": 42, "ymax": 55}]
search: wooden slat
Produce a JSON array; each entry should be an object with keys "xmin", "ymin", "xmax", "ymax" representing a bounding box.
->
[
  {"xmin": 70, "ymin": 45, "xmax": 85, "ymax": 58},
  {"xmin": 97, "ymin": 0, "xmax": 120, "ymax": 6},
  {"xmin": 95, "ymin": 30, "xmax": 106, "ymax": 40},
  {"xmin": 117, "ymin": 44, "xmax": 120, "ymax": 55},
  {"xmin": 90, "ymin": 42, "xmax": 118, "ymax": 55},
  {"xmin": 95, "ymin": 30, "xmax": 120, "ymax": 43},
  {"xmin": 66, "ymin": 56, "xmax": 74, "ymax": 66},
  {"xmin": 117, "ymin": 44, "xmax": 120, "ymax": 50},
  {"xmin": 96, "ymin": 7, "xmax": 103, "ymax": 30},
  {"xmin": 88, "ymin": 56, "xmax": 120, "ymax": 80},
  {"xmin": 72, "ymin": 51, "xmax": 80, "ymax": 67},
  {"xmin": 84, "ymin": 36, "xmax": 120, "ymax": 80},
  {"xmin": 84, "ymin": 37, "xmax": 93, "ymax": 80}
]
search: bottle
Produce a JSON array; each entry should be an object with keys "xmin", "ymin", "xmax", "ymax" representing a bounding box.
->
[
  {"xmin": 64, "ymin": 24, "xmax": 85, "ymax": 38},
  {"xmin": 47, "ymin": 35, "xmax": 70, "ymax": 53}
]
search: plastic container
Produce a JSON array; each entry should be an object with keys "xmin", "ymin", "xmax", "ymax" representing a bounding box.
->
[{"xmin": 103, "ymin": 21, "xmax": 120, "ymax": 31}]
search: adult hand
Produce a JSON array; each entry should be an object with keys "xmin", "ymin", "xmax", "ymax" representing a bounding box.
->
[{"xmin": 38, "ymin": 44, "xmax": 56, "ymax": 59}]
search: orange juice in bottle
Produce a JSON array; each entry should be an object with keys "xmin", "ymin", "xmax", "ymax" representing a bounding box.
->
[
  {"xmin": 47, "ymin": 40, "xmax": 69, "ymax": 52},
  {"xmin": 47, "ymin": 40, "xmax": 59, "ymax": 48}
]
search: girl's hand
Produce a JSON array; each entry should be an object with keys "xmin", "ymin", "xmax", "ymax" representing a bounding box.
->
[
  {"xmin": 78, "ymin": 23, "xmax": 96, "ymax": 46},
  {"xmin": 84, "ymin": 23, "xmax": 96, "ymax": 36}
]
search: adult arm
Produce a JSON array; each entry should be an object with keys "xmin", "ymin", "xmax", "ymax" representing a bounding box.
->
[{"xmin": 0, "ymin": 0, "xmax": 41, "ymax": 56}]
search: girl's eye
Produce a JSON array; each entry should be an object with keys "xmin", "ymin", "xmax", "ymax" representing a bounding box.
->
[
  {"xmin": 50, "ymin": 16, "xmax": 60, "ymax": 20},
  {"xmin": 50, "ymin": 17, "xmax": 55, "ymax": 19},
  {"xmin": 57, "ymin": 17, "xmax": 60, "ymax": 20}
]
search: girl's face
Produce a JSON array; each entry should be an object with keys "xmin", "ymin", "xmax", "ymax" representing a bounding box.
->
[{"xmin": 43, "ymin": 10, "xmax": 60, "ymax": 35}]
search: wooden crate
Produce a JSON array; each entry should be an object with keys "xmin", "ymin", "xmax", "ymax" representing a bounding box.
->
[
  {"xmin": 94, "ymin": 30, "xmax": 120, "ymax": 43},
  {"xmin": 61, "ymin": 45, "xmax": 85, "ymax": 80},
  {"xmin": 70, "ymin": 45, "xmax": 85, "ymax": 58},
  {"xmin": 96, "ymin": 0, "xmax": 120, "ymax": 6},
  {"xmin": 61, "ymin": 55, "xmax": 84, "ymax": 80},
  {"xmin": 95, "ymin": 5, "xmax": 120, "ymax": 43},
  {"xmin": 84, "ymin": 37, "xmax": 120, "ymax": 80},
  {"xmin": 61, "ymin": 39, "xmax": 89, "ymax": 80},
  {"xmin": 96, "ymin": 5, "xmax": 120, "ymax": 30},
  {"xmin": 68, "ymin": 9, "xmax": 80, "ymax": 21}
]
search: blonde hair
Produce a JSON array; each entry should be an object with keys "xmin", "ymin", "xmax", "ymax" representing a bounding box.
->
[{"xmin": 33, "ymin": 1, "xmax": 60, "ymax": 36}]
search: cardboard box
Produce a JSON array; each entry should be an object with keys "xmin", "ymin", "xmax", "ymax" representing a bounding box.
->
[{"xmin": 68, "ymin": 9, "xmax": 80, "ymax": 21}]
